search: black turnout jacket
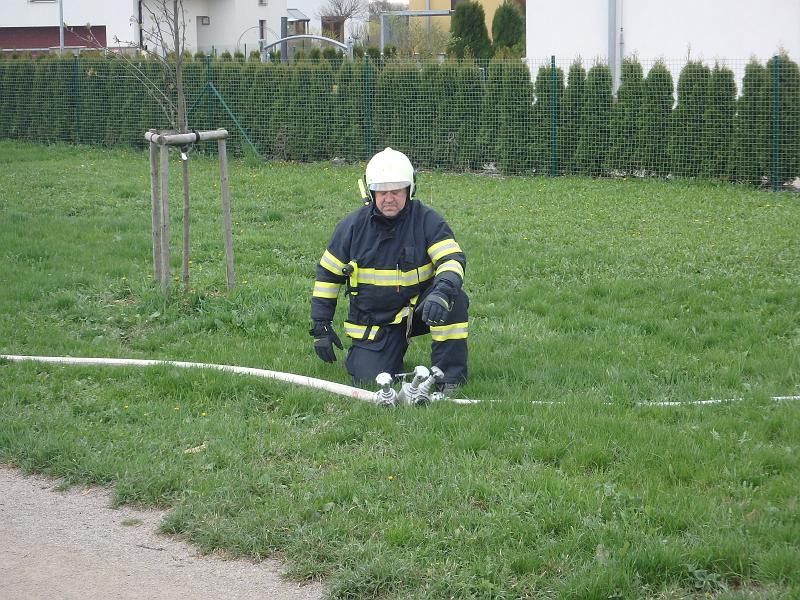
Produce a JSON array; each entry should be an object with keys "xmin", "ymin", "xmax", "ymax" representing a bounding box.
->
[{"xmin": 311, "ymin": 199, "xmax": 466, "ymax": 341}]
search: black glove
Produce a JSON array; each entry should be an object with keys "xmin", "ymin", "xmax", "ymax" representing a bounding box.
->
[
  {"xmin": 310, "ymin": 321, "xmax": 343, "ymax": 363},
  {"xmin": 420, "ymin": 291, "xmax": 451, "ymax": 325}
]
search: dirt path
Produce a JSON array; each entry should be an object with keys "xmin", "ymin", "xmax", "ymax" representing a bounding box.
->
[{"xmin": 0, "ymin": 465, "xmax": 325, "ymax": 600}]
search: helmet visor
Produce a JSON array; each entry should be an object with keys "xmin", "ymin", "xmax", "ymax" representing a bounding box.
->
[{"xmin": 369, "ymin": 181, "xmax": 411, "ymax": 192}]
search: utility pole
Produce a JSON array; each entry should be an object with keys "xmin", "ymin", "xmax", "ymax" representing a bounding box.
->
[{"xmin": 59, "ymin": 0, "xmax": 65, "ymax": 55}]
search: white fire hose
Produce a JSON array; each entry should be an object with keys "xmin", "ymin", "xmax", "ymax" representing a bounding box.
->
[
  {"xmin": 1, "ymin": 355, "xmax": 796, "ymax": 407},
  {"xmin": 0, "ymin": 354, "xmax": 481, "ymax": 405}
]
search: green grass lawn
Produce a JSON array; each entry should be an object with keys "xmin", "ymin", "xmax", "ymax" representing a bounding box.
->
[{"xmin": 1, "ymin": 140, "xmax": 799, "ymax": 599}]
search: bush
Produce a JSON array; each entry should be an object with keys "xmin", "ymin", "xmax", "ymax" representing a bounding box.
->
[
  {"xmin": 766, "ymin": 53, "xmax": 800, "ymax": 185},
  {"xmin": 38, "ymin": 56, "xmax": 73, "ymax": 143},
  {"xmin": 233, "ymin": 51, "xmax": 245, "ymax": 63},
  {"xmin": 635, "ymin": 60, "xmax": 673, "ymax": 175},
  {"xmin": 352, "ymin": 45, "xmax": 365, "ymax": 59},
  {"xmin": 220, "ymin": 51, "xmax": 233, "ymax": 61},
  {"xmin": 492, "ymin": 2, "xmax": 525, "ymax": 54},
  {"xmin": 214, "ymin": 60, "xmax": 245, "ymax": 155},
  {"xmin": 574, "ymin": 63, "xmax": 612, "ymax": 175},
  {"xmin": 532, "ymin": 62, "xmax": 564, "ymax": 174},
  {"xmin": 668, "ymin": 61, "xmax": 710, "ymax": 177},
  {"xmin": 249, "ymin": 50, "xmax": 261, "ymax": 62},
  {"xmin": 308, "ymin": 48, "xmax": 322, "ymax": 61},
  {"xmin": 606, "ymin": 58, "xmax": 644, "ymax": 174},
  {"xmin": 734, "ymin": 60, "xmax": 769, "ymax": 184},
  {"xmin": 333, "ymin": 60, "xmax": 367, "ymax": 161},
  {"xmin": 6, "ymin": 59, "xmax": 35, "ymax": 140},
  {"xmin": 455, "ymin": 60, "xmax": 483, "ymax": 169},
  {"xmin": 375, "ymin": 62, "xmax": 422, "ymax": 157},
  {"xmin": 383, "ymin": 45, "xmax": 397, "ymax": 59},
  {"xmin": 449, "ymin": 1, "xmax": 492, "ymax": 60},
  {"xmin": 480, "ymin": 59, "xmax": 504, "ymax": 165},
  {"xmin": 701, "ymin": 64, "xmax": 736, "ymax": 179},
  {"xmin": 77, "ymin": 56, "xmax": 111, "ymax": 145},
  {"xmin": 366, "ymin": 47, "xmax": 381, "ymax": 62},
  {"xmin": 558, "ymin": 60, "xmax": 586, "ymax": 174},
  {"xmin": 430, "ymin": 61, "xmax": 460, "ymax": 169},
  {"xmin": 498, "ymin": 60, "xmax": 534, "ymax": 174},
  {"xmin": 303, "ymin": 60, "xmax": 335, "ymax": 160}
]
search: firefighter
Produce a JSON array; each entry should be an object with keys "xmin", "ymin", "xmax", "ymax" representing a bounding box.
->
[{"xmin": 310, "ymin": 147, "xmax": 468, "ymax": 391}]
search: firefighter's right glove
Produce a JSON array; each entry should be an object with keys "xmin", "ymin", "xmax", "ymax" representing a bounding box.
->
[
  {"xmin": 310, "ymin": 321, "xmax": 343, "ymax": 363},
  {"xmin": 419, "ymin": 291, "xmax": 451, "ymax": 325}
]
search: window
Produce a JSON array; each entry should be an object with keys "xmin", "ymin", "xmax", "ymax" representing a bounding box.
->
[
  {"xmin": 199, "ymin": 16, "xmax": 210, "ymax": 26},
  {"xmin": 258, "ymin": 0, "xmax": 267, "ymax": 5}
]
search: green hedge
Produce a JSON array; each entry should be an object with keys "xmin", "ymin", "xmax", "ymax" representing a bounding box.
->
[{"xmin": 0, "ymin": 54, "xmax": 798, "ymax": 184}]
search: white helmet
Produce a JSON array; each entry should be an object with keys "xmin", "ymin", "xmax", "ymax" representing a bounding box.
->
[{"xmin": 365, "ymin": 147, "xmax": 416, "ymax": 197}]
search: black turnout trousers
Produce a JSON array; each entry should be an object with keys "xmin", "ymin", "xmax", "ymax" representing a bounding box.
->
[{"xmin": 345, "ymin": 288, "xmax": 468, "ymax": 387}]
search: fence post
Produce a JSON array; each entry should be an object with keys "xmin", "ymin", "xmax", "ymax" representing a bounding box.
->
[
  {"xmin": 771, "ymin": 55, "xmax": 780, "ymax": 192},
  {"xmin": 160, "ymin": 144, "xmax": 171, "ymax": 295},
  {"xmin": 149, "ymin": 135, "xmax": 162, "ymax": 284},
  {"xmin": 218, "ymin": 136, "xmax": 235, "ymax": 291},
  {"xmin": 550, "ymin": 55, "xmax": 558, "ymax": 177}
]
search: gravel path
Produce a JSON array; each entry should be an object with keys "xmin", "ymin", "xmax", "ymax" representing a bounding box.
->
[{"xmin": 0, "ymin": 465, "xmax": 325, "ymax": 600}]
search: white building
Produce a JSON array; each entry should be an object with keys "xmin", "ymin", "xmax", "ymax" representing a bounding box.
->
[
  {"xmin": 524, "ymin": 0, "xmax": 800, "ymax": 94},
  {"xmin": 0, "ymin": 0, "xmax": 288, "ymax": 56}
]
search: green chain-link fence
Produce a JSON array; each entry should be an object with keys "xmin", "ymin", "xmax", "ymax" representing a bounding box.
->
[{"xmin": 1, "ymin": 52, "xmax": 798, "ymax": 188}]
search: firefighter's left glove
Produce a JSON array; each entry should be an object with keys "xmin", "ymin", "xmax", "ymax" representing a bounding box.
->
[
  {"xmin": 420, "ymin": 291, "xmax": 451, "ymax": 325},
  {"xmin": 310, "ymin": 321, "xmax": 343, "ymax": 363}
]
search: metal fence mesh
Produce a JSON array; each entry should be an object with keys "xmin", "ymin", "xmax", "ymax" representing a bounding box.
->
[{"xmin": 1, "ymin": 53, "xmax": 798, "ymax": 188}]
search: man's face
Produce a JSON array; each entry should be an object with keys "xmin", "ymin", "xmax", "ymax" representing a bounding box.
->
[{"xmin": 374, "ymin": 188, "xmax": 408, "ymax": 218}]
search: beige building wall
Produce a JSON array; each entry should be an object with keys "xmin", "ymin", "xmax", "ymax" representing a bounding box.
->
[{"xmin": 407, "ymin": 0, "xmax": 505, "ymax": 40}]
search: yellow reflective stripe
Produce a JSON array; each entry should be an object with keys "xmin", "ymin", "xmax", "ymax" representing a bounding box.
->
[
  {"xmin": 356, "ymin": 263, "xmax": 434, "ymax": 286},
  {"xmin": 389, "ymin": 295, "xmax": 421, "ymax": 324},
  {"xmin": 312, "ymin": 280, "xmax": 341, "ymax": 299},
  {"xmin": 430, "ymin": 321, "xmax": 469, "ymax": 341},
  {"xmin": 320, "ymin": 250, "xmax": 346, "ymax": 275},
  {"xmin": 390, "ymin": 306, "xmax": 410, "ymax": 324},
  {"xmin": 427, "ymin": 238, "xmax": 462, "ymax": 263},
  {"xmin": 435, "ymin": 259, "xmax": 464, "ymax": 279},
  {"xmin": 343, "ymin": 322, "xmax": 379, "ymax": 340}
]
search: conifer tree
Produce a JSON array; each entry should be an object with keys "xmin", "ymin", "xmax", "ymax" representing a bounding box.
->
[
  {"xmin": 734, "ymin": 60, "xmax": 768, "ymax": 184},
  {"xmin": 498, "ymin": 60, "xmax": 534, "ymax": 174},
  {"xmin": 9, "ymin": 59, "xmax": 35, "ymax": 139},
  {"xmin": 449, "ymin": 1, "xmax": 492, "ymax": 60},
  {"xmin": 766, "ymin": 53, "xmax": 800, "ymax": 185},
  {"xmin": 668, "ymin": 61, "xmax": 710, "ymax": 177},
  {"xmin": 701, "ymin": 64, "xmax": 736, "ymax": 179},
  {"xmin": 635, "ymin": 61, "xmax": 673, "ymax": 175},
  {"xmin": 559, "ymin": 60, "xmax": 586, "ymax": 174},
  {"xmin": 606, "ymin": 58, "xmax": 643, "ymax": 174},
  {"xmin": 531, "ymin": 62, "xmax": 564, "ymax": 174},
  {"xmin": 480, "ymin": 59, "xmax": 505, "ymax": 167},
  {"xmin": 492, "ymin": 2, "xmax": 525, "ymax": 54},
  {"xmin": 333, "ymin": 60, "xmax": 366, "ymax": 161},
  {"xmin": 78, "ymin": 55, "xmax": 111, "ymax": 145},
  {"xmin": 455, "ymin": 60, "xmax": 483, "ymax": 169},
  {"xmin": 433, "ymin": 61, "xmax": 461, "ymax": 169},
  {"xmin": 574, "ymin": 63, "xmax": 612, "ymax": 175}
]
